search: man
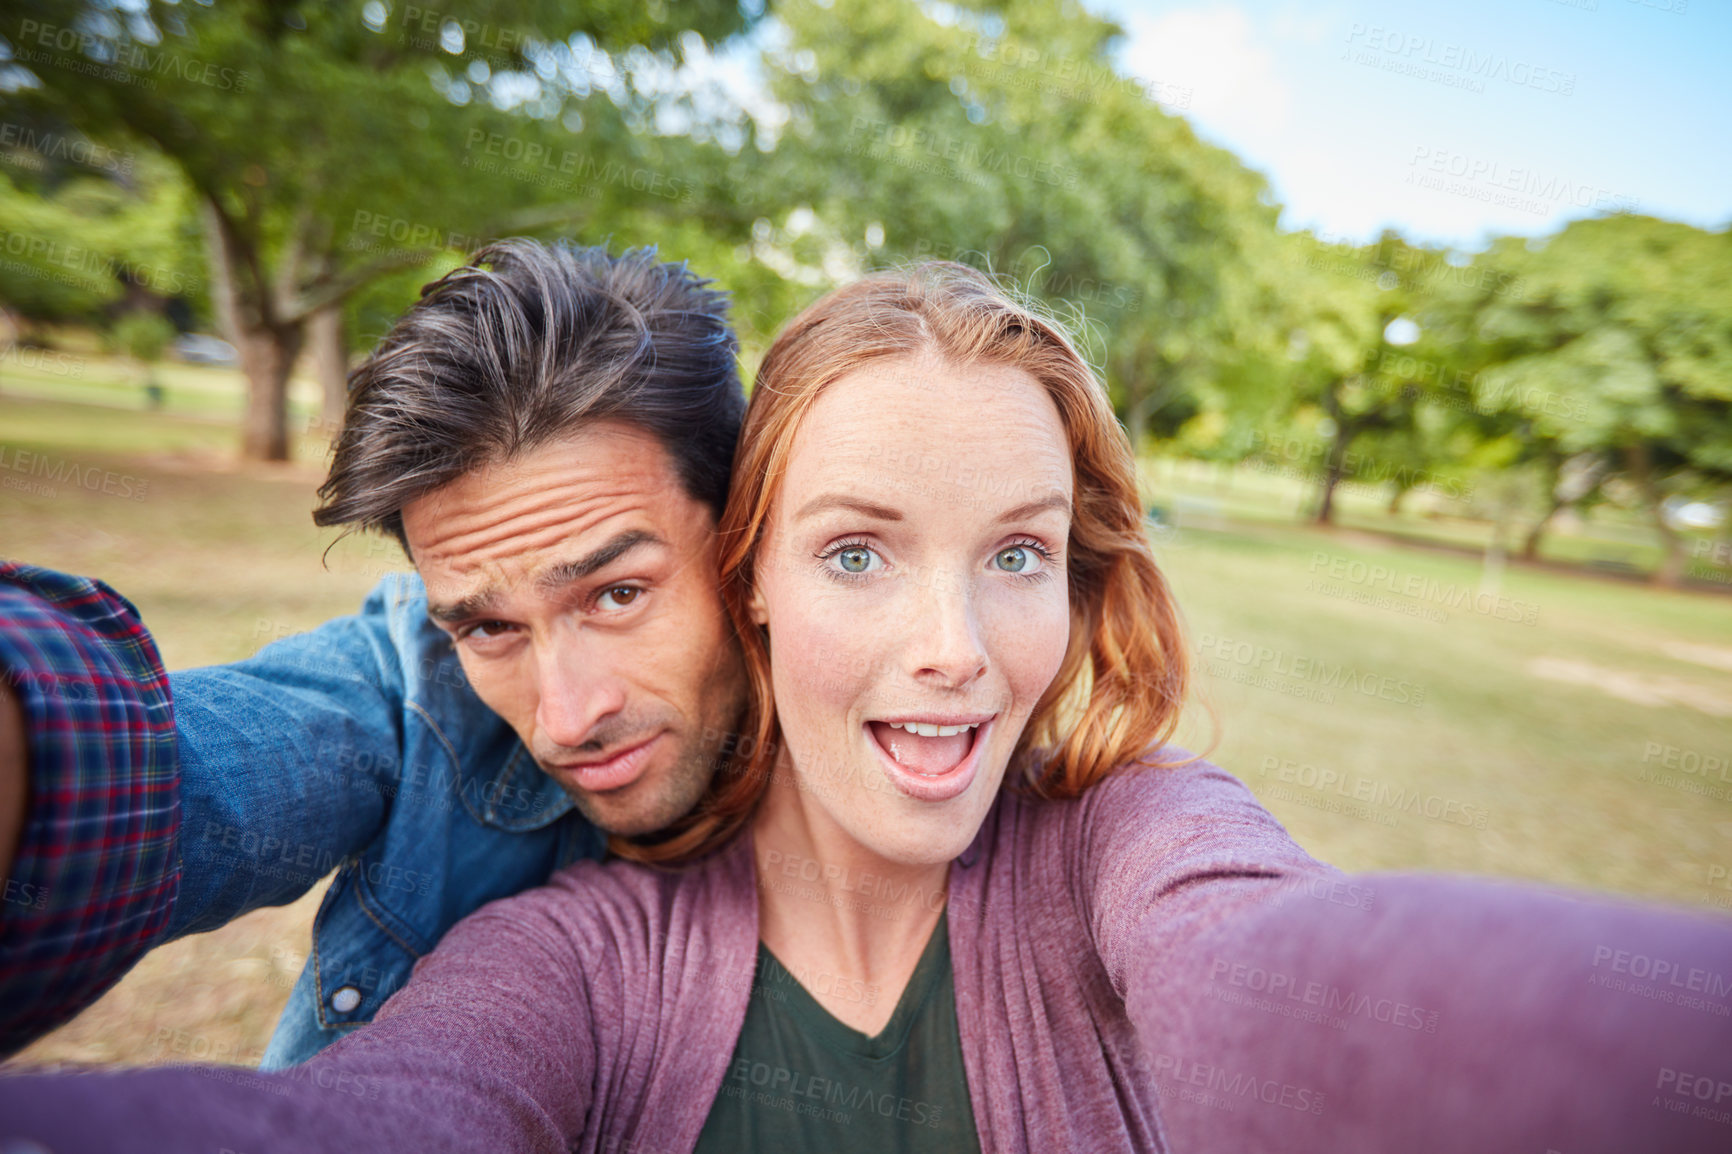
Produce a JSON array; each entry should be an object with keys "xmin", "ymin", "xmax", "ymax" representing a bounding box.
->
[{"xmin": 0, "ymin": 240, "xmax": 751, "ymax": 1064}]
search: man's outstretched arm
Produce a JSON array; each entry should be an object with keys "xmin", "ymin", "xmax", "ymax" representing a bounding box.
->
[
  {"xmin": 0, "ymin": 562, "xmax": 408, "ymax": 1056},
  {"xmin": 0, "ymin": 563, "xmax": 182, "ymax": 1055}
]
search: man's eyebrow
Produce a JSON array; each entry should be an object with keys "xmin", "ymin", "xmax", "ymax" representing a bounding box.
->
[
  {"xmin": 428, "ymin": 589, "xmax": 498, "ymax": 626},
  {"xmin": 994, "ymin": 495, "xmax": 1072, "ymax": 523},
  {"xmin": 793, "ymin": 495, "xmax": 904, "ymax": 522},
  {"xmin": 533, "ymin": 530, "xmax": 664, "ymax": 594},
  {"xmin": 426, "ymin": 530, "xmax": 664, "ymax": 624}
]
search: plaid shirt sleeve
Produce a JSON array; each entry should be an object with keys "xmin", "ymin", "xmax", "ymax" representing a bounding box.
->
[{"xmin": 0, "ymin": 561, "xmax": 180, "ymax": 1057}]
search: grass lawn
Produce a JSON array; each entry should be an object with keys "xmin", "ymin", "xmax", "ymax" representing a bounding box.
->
[{"xmin": 3, "ymin": 376, "xmax": 1730, "ymax": 1069}]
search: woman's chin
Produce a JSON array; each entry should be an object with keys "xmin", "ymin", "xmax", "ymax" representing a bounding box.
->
[
  {"xmin": 842, "ymin": 760, "xmax": 1007, "ymax": 868},
  {"xmin": 856, "ymin": 826, "xmax": 978, "ymax": 870}
]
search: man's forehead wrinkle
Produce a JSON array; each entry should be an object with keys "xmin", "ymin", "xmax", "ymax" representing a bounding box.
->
[{"xmin": 420, "ymin": 481, "xmax": 656, "ymax": 564}]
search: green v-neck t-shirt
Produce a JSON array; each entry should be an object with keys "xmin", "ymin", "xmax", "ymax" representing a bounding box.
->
[{"xmin": 693, "ymin": 910, "xmax": 982, "ymax": 1154}]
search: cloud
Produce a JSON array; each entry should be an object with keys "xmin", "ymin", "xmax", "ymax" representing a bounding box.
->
[{"xmin": 1119, "ymin": 5, "xmax": 1291, "ymax": 146}]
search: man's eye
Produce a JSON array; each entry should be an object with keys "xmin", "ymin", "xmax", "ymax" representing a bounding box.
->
[
  {"xmin": 597, "ymin": 586, "xmax": 642, "ymax": 610},
  {"xmin": 462, "ymin": 620, "xmax": 513, "ymax": 641}
]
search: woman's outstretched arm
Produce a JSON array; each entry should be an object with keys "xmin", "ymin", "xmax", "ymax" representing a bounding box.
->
[
  {"xmin": 0, "ymin": 887, "xmax": 600, "ymax": 1154},
  {"xmin": 1080, "ymin": 760, "xmax": 1732, "ymax": 1154}
]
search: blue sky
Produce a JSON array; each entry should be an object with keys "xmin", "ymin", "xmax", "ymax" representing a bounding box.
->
[{"xmin": 1091, "ymin": 0, "xmax": 1731, "ymax": 249}]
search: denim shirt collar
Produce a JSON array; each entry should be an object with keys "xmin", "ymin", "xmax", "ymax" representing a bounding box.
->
[{"xmin": 474, "ymin": 741, "xmax": 576, "ymax": 831}]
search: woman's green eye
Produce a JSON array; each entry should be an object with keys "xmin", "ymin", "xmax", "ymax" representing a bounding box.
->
[
  {"xmin": 838, "ymin": 547, "xmax": 873, "ymax": 573},
  {"xmin": 996, "ymin": 546, "xmax": 1032, "ymax": 572}
]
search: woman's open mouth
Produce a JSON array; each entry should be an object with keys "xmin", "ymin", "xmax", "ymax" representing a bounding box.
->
[{"xmin": 865, "ymin": 716, "xmax": 993, "ymax": 803}]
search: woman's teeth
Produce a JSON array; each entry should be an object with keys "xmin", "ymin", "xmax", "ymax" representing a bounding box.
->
[
  {"xmin": 869, "ymin": 720, "xmax": 982, "ymax": 778},
  {"xmin": 885, "ymin": 721, "xmax": 978, "ymax": 738}
]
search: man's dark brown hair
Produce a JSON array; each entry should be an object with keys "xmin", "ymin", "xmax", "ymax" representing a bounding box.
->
[{"xmin": 315, "ymin": 239, "xmax": 744, "ymax": 549}]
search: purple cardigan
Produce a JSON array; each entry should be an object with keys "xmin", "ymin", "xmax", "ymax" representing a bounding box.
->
[{"xmin": 4, "ymin": 760, "xmax": 1730, "ymax": 1152}]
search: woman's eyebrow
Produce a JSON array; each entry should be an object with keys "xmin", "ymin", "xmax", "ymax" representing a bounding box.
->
[
  {"xmin": 793, "ymin": 495, "xmax": 904, "ymax": 522},
  {"xmin": 994, "ymin": 495, "xmax": 1072, "ymax": 523}
]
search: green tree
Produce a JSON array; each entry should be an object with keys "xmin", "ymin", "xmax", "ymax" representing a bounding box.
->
[
  {"xmin": 2, "ymin": 0, "xmax": 753, "ymax": 458},
  {"xmin": 0, "ymin": 147, "xmax": 198, "ymax": 328},
  {"xmin": 744, "ymin": 0, "xmax": 1287, "ymax": 448},
  {"xmin": 1469, "ymin": 216, "xmax": 1732, "ymax": 584}
]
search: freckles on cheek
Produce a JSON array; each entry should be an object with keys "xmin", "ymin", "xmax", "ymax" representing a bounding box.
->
[
  {"xmin": 764, "ymin": 581, "xmax": 875, "ymax": 726},
  {"xmin": 1008, "ymin": 596, "xmax": 1072, "ymax": 705},
  {"xmin": 768, "ymin": 607, "xmax": 845, "ymax": 712}
]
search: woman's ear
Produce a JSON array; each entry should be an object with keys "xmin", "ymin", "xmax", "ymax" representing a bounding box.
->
[{"xmin": 746, "ymin": 581, "xmax": 768, "ymax": 627}]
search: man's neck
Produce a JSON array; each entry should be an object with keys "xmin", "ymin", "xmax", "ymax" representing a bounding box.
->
[{"xmin": 750, "ymin": 768, "xmax": 949, "ymax": 1035}]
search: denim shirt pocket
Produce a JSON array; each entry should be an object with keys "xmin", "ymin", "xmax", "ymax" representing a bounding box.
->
[{"xmin": 309, "ymin": 865, "xmax": 420, "ymax": 1031}]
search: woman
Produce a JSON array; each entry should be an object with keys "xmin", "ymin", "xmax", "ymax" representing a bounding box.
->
[{"xmin": 2, "ymin": 264, "xmax": 1728, "ymax": 1153}]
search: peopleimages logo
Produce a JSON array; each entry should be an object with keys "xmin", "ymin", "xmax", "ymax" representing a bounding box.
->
[
  {"xmin": 1259, "ymin": 756, "xmax": 1491, "ymax": 829},
  {"xmin": 16, "ymin": 19, "xmax": 251, "ymax": 92},
  {"xmin": 1588, "ymin": 945, "xmax": 1732, "ymax": 1019},
  {"xmin": 1207, "ymin": 957, "xmax": 1441, "ymax": 1034},
  {"xmin": 722, "ymin": 1058, "xmax": 947, "ymax": 1128},
  {"xmin": 0, "ymin": 122, "xmax": 132, "ymax": 174},
  {"xmin": 1591, "ymin": 946, "xmax": 1732, "ymax": 996},
  {"xmin": 1306, "ymin": 552, "xmax": 1539, "ymax": 626},
  {"xmin": 1653, "ymin": 1066, "xmax": 1732, "ymax": 1129},
  {"xmin": 1195, "ymin": 632, "xmax": 1427, "ymax": 707},
  {"xmin": 1342, "ymin": 24, "xmax": 1575, "ymax": 95},
  {"xmin": 1149, "ymin": 1051, "xmax": 1326, "ymax": 1116},
  {"xmin": 847, "ymin": 117, "xmax": 1080, "ymax": 190},
  {"xmin": 0, "ymin": 446, "xmax": 150, "ymax": 501},
  {"xmin": 1406, "ymin": 147, "xmax": 1639, "ymax": 215}
]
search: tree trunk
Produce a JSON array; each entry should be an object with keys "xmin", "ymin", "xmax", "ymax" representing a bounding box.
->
[
  {"xmin": 1625, "ymin": 443, "xmax": 1685, "ymax": 587},
  {"xmin": 202, "ymin": 196, "xmax": 300, "ymax": 462},
  {"xmin": 1652, "ymin": 522, "xmax": 1688, "ymax": 587},
  {"xmin": 1386, "ymin": 483, "xmax": 1409, "ymax": 516},
  {"xmin": 1518, "ymin": 453, "xmax": 1560, "ymax": 562},
  {"xmin": 1521, "ymin": 497, "xmax": 1565, "ymax": 561},
  {"xmin": 237, "ymin": 323, "xmax": 303, "ymax": 462},
  {"xmin": 308, "ymin": 305, "xmax": 349, "ymax": 441},
  {"xmin": 1314, "ymin": 407, "xmax": 1354, "ymax": 526}
]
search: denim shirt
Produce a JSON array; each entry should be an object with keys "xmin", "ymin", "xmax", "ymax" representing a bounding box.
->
[{"xmin": 163, "ymin": 574, "xmax": 602, "ymax": 1067}]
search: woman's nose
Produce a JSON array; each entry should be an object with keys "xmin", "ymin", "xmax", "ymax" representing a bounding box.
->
[{"xmin": 907, "ymin": 577, "xmax": 988, "ymax": 689}]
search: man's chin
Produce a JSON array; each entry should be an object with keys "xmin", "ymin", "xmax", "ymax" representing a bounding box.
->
[{"xmin": 574, "ymin": 796, "xmax": 680, "ymax": 839}]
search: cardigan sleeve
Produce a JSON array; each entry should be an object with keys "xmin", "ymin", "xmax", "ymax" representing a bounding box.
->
[
  {"xmin": 0, "ymin": 882, "xmax": 601, "ymax": 1154},
  {"xmin": 1075, "ymin": 760, "xmax": 1732, "ymax": 1153}
]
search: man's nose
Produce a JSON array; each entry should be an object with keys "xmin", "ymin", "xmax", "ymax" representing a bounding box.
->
[{"xmin": 533, "ymin": 640, "xmax": 627, "ymax": 749}]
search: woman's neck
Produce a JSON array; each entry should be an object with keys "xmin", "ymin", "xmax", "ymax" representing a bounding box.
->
[{"xmin": 750, "ymin": 769, "xmax": 950, "ymax": 1035}]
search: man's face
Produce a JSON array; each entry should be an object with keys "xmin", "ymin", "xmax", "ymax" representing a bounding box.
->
[{"xmin": 402, "ymin": 421, "xmax": 747, "ymax": 836}]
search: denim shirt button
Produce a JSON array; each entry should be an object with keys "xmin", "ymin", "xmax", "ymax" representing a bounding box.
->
[{"xmin": 330, "ymin": 986, "xmax": 363, "ymax": 1014}]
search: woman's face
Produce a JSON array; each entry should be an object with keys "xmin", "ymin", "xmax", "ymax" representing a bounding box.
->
[{"xmin": 748, "ymin": 352, "xmax": 1074, "ymax": 865}]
